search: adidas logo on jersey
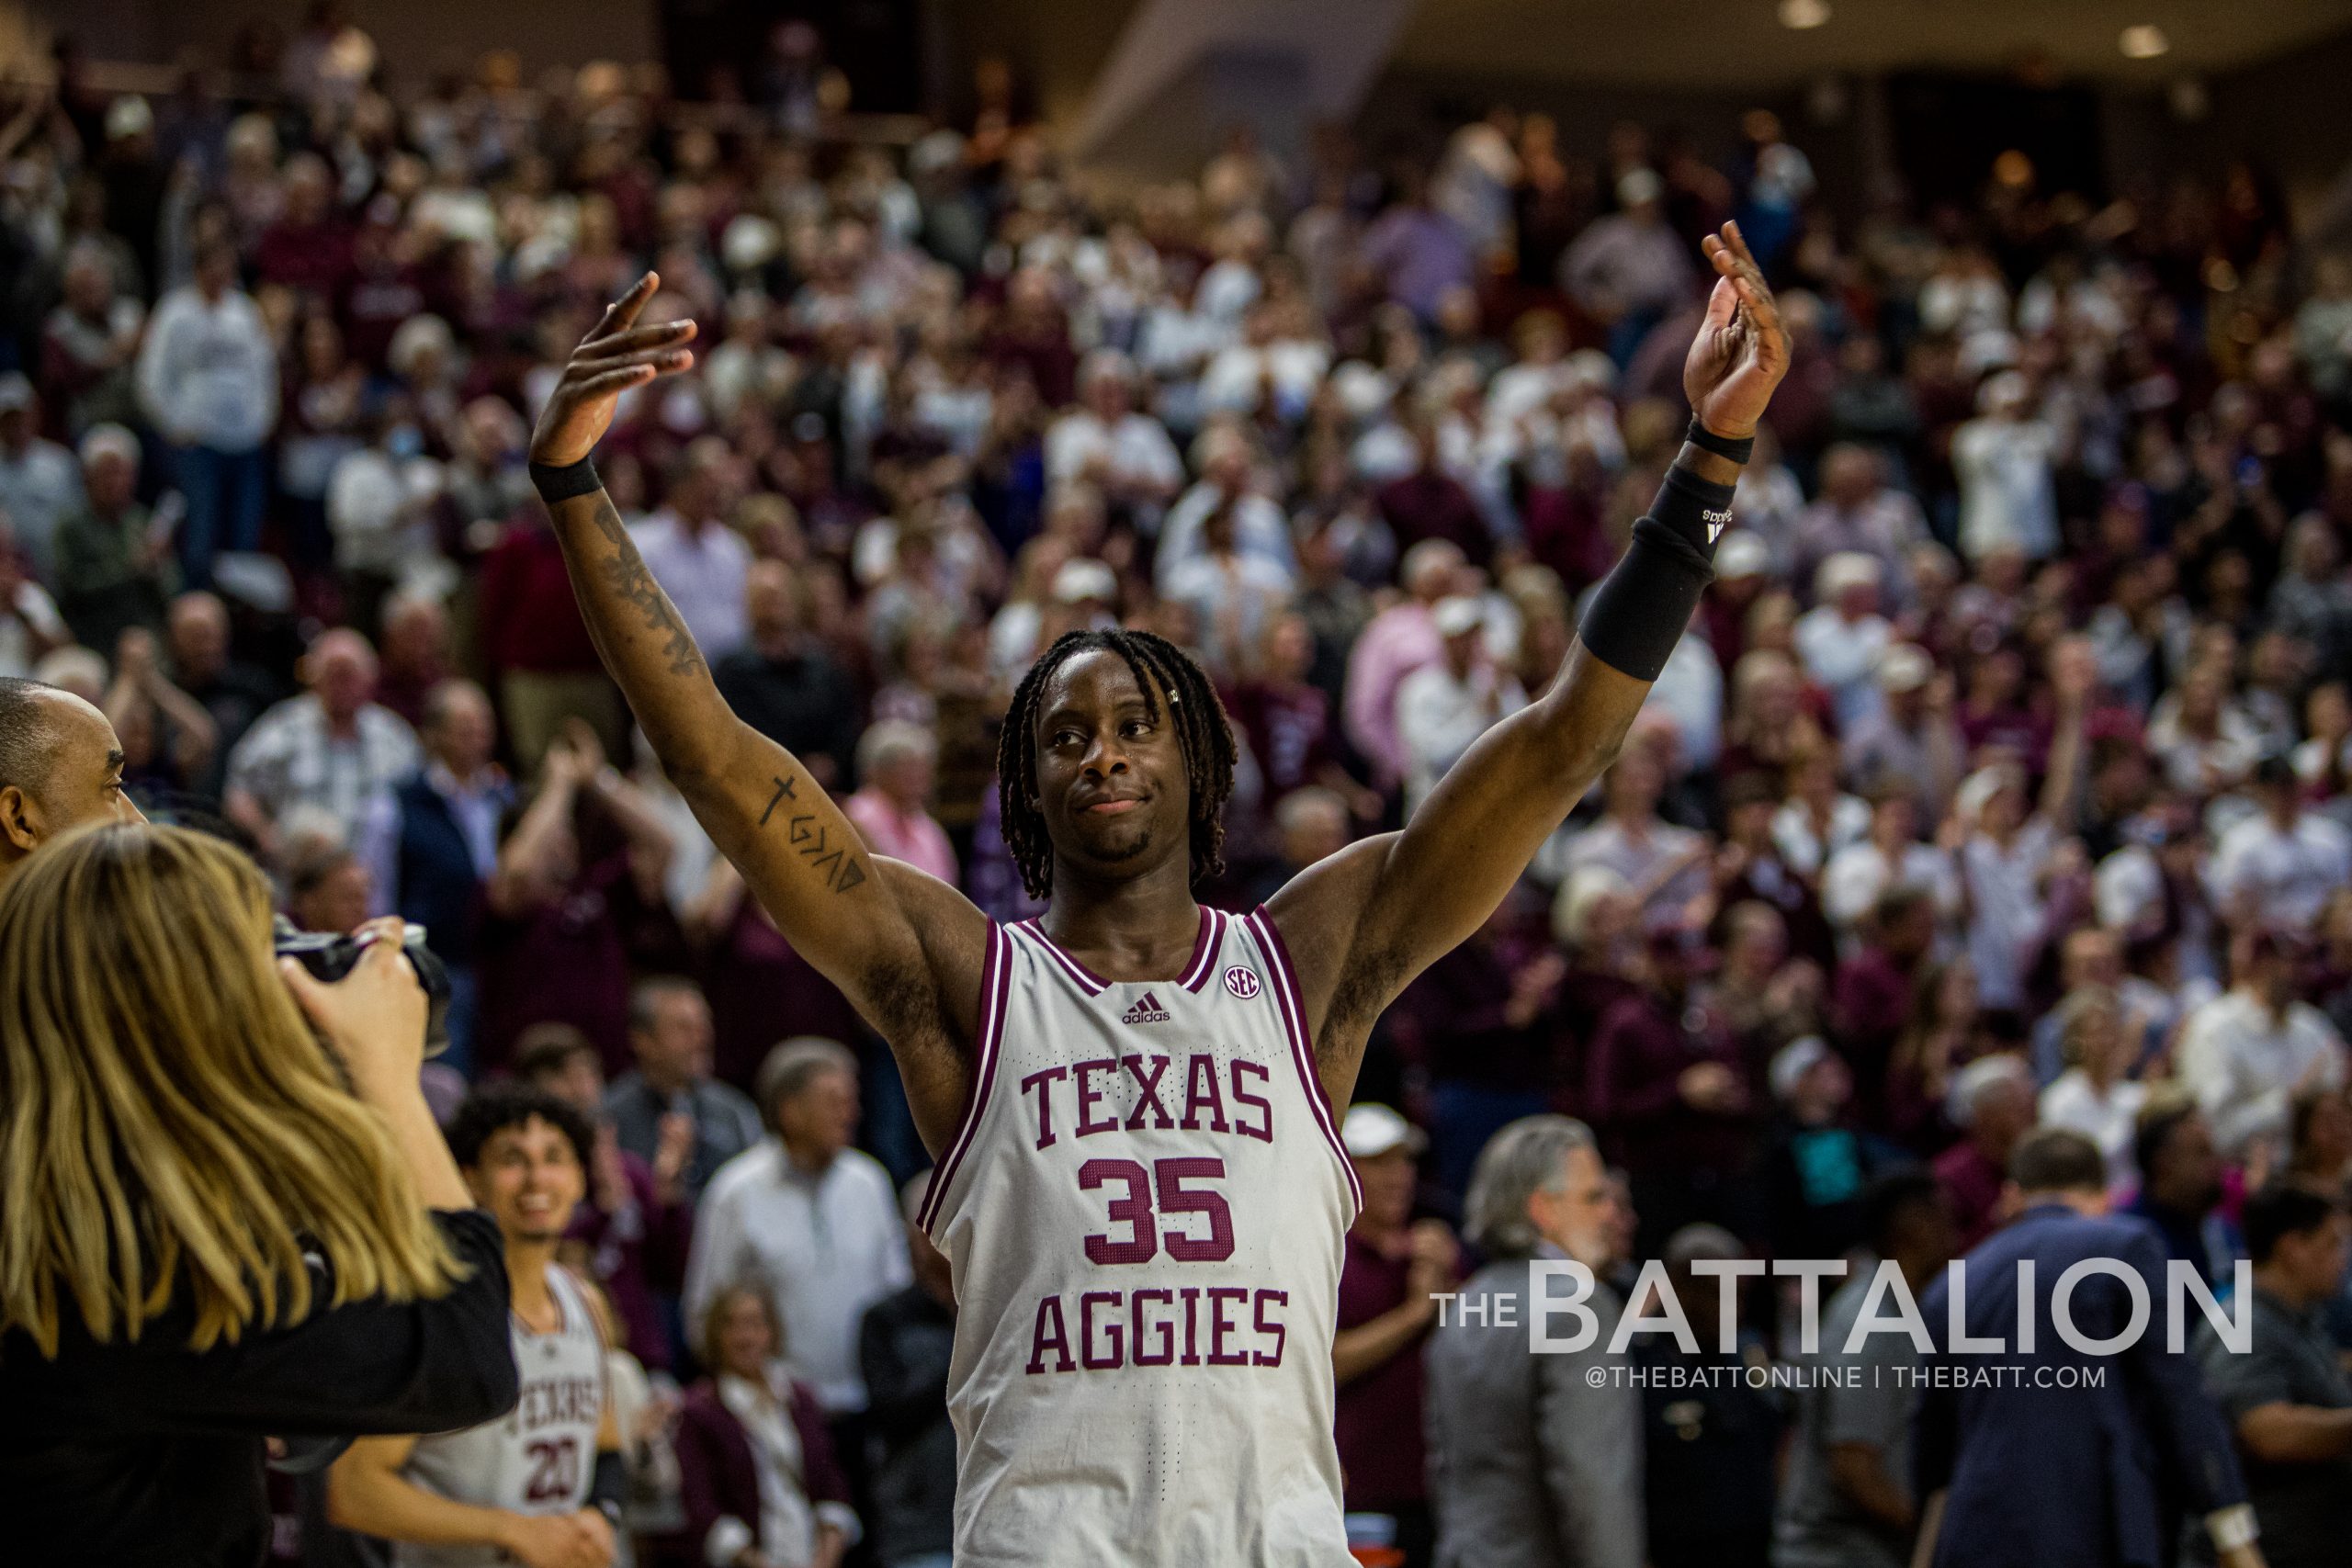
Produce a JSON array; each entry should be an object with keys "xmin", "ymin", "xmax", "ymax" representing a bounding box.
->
[{"xmin": 1121, "ymin": 991, "xmax": 1172, "ymax": 1025}]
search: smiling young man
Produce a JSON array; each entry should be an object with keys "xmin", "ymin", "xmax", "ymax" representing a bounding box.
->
[
  {"xmin": 329, "ymin": 1085, "xmax": 625, "ymax": 1568},
  {"xmin": 526, "ymin": 224, "xmax": 1788, "ymax": 1565}
]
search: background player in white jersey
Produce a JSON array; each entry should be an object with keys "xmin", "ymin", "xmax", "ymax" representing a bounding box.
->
[
  {"xmin": 524, "ymin": 223, "xmax": 1789, "ymax": 1562},
  {"xmin": 330, "ymin": 1085, "xmax": 627, "ymax": 1568}
]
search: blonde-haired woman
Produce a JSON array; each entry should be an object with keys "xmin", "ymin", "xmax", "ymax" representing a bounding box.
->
[{"xmin": 0, "ymin": 822, "xmax": 518, "ymax": 1565}]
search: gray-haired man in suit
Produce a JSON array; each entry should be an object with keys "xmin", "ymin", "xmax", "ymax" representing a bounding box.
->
[{"xmin": 1425, "ymin": 1115, "xmax": 1644, "ymax": 1568}]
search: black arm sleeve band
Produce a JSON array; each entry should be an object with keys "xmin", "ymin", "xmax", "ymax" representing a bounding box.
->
[
  {"xmin": 590, "ymin": 1449, "xmax": 628, "ymax": 1514},
  {"xmin": 528, "ymin": 457, "xmax": 603, "ymax": 504},
  {"xmin": 1576, "ymin": 464, "xmax": 1730, "ymax": 682}
]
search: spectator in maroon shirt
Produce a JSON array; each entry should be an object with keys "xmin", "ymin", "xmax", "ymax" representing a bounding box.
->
[
  {"xmin": 476, "ymin": 508, "xmax": 626, "ymax": 773},
  {"xmin": 1226, "ymin": 611, "xmax": 1380, "ymax": 817},
  {"xmin": 1549, "ymin": 864, "xmax": 1644, "ymax": 1098},
  {"xmin": 1831, "ymin": 883, "xmax": 1940, "ymax": 1117},
  {"xmin": 372, "ymin": 591, "xmax": 452, "ymax": 730},
  {"xmin": 1957, "ymin": 639, "xmax": 2050, "ymax": 770},
  {"xmin": 1393, "ymin": 895, "xmax": 1566, "ymax": 1201},
  {"xmin": 1714, "ymin": 770, "xmax": 1837, "ymax": 971},
  {"xmin": 1586, "ymin": 926, "xmax": 1761, "ymax": 1250},
  {"xmin": 1932, "ymin": 1054, "xmax": 2037, "ymax": 1249},
  {"xmin": 983, "ymin": 266, "xmax": 1076, "ymax": 408},
  {"xmin": 477, "ymin": 725, "xmax": 680, "ymax": 1073},
  {"xmin": 251, "ymin": 152, "xmax": 352, "ymax": 306},
  {"xmin": 339, "ymin": 197, "xmax": 427, "ymax": 370},
  {"xmin": 517, "ymin": 1024, "xmax": 694, "ymax": 1372},
  {"xmin": 684, "ymin": 858, "xmax": 865, "ymax": 1096},
  {"xmin": 1333, "ymin": 1105, "xmax": 1458, "ymax": 1568},
  {"xmin": 1376, "ymin": 413, "xmax": 1493, "ymax": 570}
]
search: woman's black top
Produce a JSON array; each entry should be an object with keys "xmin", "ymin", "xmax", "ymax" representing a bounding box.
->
[{"xmin": 0, "ymin": 1208, "xmax": 517, "ymax": 1567}]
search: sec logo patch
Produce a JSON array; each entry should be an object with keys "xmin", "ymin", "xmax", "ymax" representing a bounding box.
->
[{"xmin": 1223, "ymin": 965, "xmax": 1262, "ymax": 1000}]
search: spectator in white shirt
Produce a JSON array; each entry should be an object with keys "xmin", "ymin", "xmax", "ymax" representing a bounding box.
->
[
  {"xmin": 1785, "ymin": 445, "xmax": 1928, "ymax": 613},
  {"xmin": 2037, "ymin": 987, "xmax": 2150, "ymax": 1192},
  {"xmin": 1045, "ymin": 350, "xmax": 1184, "ymax": 520},
  {"xmin": 1553, "ymin": 740, "xmax": 1712, "ymax": 926},
  {"xmin": 2210, "ymin": 755, "xmax": 2352, "ymax": 932},
  {"xmin": 0, "ymin": 519, "xmax": 70, "ymax": 678},
  {"xmin": 1163, "ymin": 494, "xmax": 1296, "ymax": 682},
  {"xmin": 2177, "ymin": 931, "xmax": 2349, "ymax": 1160},
  {"xmin": 223, "ymin": 626, "xmax": 420, "ymax": 856},
  {"xmin": 1954, "ymin": 638, "xmax": 2094, "ymax": 1015},
  {"xmin": 1823, "ymin": 789, "xmax": 1961, "ymax": 939},
  {"xmin": 1794, "ymin": 552, "xmax": 1895, "ymax": 734},
  {"xmin": 1951, "ymin": 371, "xmax": 2059, "ymax": 562},
  {"xmin": 634, "ymin": 436, "xmax": 753, "ymax": 661},
  {"xmin": 134, "ymin": 239, "xmax": 278, "ymax": 591},
  {"xmin": 0, "ymin": 375, "xmax": 85, "ymax": 586},
  {"xmin": 1155, "ymin": 424, "xmax": 1295, "ymax": 591},
  {"xmin": 1396, "ymin": 595, "xmax": 1526, "ymax": 818},
  {"xmin": 685, "ymin": 1038, "xmax": 913, "ymax": 1422},
  {"xmin": 1840, "ymin": 644, "xmax": 1965, "ymax": 826}
]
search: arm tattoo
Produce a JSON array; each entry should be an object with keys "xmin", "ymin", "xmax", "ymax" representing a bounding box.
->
[
  {"xmin": 585, "ymin": 497, "xmax": 703, "ymax": 678},
  {"xmin": 763, "ymin": 771, "xmax": 868, "ymax": 894},
  {"xmin": 760, "ymin": 773, "xmax": 796, "ymax": 825}
]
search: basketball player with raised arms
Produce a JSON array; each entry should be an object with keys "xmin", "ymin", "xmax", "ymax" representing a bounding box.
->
[
  {"xmin": 329, "ymin": 1085, "xmax": 626, "ymax": 1568},
  {"xmin": 526, "ymin": 224, "xmax": 1788, "ymax": 1564}
]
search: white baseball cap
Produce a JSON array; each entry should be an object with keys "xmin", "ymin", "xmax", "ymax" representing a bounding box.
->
[
  {"xmin": 1432, "ymin": 595, "xmax": 1484, "ymax": 638},
  {"xmin": 1341, "ymin": 1104, "xmax": 1427, "ymax": 1160}
]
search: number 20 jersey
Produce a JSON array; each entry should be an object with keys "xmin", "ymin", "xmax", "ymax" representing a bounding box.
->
[
  {"xmin": 393, "ymin": 1263, "xmax": 606, "ymax": 1568},
  {"xmin": 919, "ymin": 906, "xmax": 1363, "ymax": 1566}
]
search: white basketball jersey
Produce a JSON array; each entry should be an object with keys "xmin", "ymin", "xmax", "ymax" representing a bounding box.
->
[
  {"xmin": 920, "ymin": 906, "xmax": 1362, "ymax": 1566},
  {"xmin": 395, "ymin": 1264, "xmax": 607, "ymax": 1568}
]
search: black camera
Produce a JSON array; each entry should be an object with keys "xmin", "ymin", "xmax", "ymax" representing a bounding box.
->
[{"xmin": 272, "ymin": 918, "xmax": 453, "ymax": 1058}]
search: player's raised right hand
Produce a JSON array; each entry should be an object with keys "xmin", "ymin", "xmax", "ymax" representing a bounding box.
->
[
  {"xmin": 496, "ymin": 1509, "xmax": 613, "ymax": 1568},
  {"xmin": 527, "ymin": 271, "xmax": 697, "ymax": 469}
]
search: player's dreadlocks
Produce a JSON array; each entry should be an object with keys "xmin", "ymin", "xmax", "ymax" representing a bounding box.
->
[{"xmin": 997, "ymin": 628, "xmax": 1237, "ymax": 901}]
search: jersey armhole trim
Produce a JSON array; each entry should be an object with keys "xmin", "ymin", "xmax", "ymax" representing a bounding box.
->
[
  {"xmin": 919, "ymin": 920, "xmax": 1010, "ymax": 1234},
  {"xmin": 1246, "ymin": 907, "xmax": 1363, "ymax": 1215},
  {"xmin": 1178, "ymin": 907, "xmax": 1227, "ymax": 992}
]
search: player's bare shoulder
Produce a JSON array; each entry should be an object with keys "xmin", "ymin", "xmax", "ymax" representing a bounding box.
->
[
  {"xmin": 869, "ymin": 858, "xmax": 995, "ymax": 1140},
  {"xmin": 1261, "ymin": 834, "xmax": 1409, "ymax": 1065}
]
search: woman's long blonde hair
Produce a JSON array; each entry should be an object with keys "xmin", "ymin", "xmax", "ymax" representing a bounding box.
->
[{"xmin": 0, "ymin": 823, "xmax": 459, "ymax": 1356}]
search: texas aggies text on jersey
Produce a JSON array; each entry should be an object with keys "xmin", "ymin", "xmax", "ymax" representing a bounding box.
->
[
  {"xmin": 920, "ymin": 905, "xmax": 1362, "ymax": 1566},
  {"xmin": 394, "ymin": 1263, "xmax": 607, "ymax": 1568}
]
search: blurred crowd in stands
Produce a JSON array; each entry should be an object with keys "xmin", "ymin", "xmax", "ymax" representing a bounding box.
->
[{"xmin": 6, "ymin": 8, "xmax": 2352, "ymax": 1565}]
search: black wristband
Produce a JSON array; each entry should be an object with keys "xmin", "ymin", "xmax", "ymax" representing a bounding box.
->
[
  {"xmin": 589, "ymin": 1450, "xmax": 628, "ymax": 1516},
  {"xmin": 1684, "ymin": 418, "xmax": 1755, "ymax": 466},
  {"xmin": 529, "ymin": 457, "xmax": 603, "ymax": 504}
]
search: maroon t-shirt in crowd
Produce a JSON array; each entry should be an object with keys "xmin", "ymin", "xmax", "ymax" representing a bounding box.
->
[
  {"xmin": 475, "ymin": 852, "xmax": 649, "ymax": 1075},
  {"xmin": 566, "ymin": 1145, "xmax": 692, "ymax": 1372},
  {"xmin": 1333, "ymin": 1231, "xmax": 1431, "ymax": 1511},
  {"xmin": 1227, "ymin": 679, "xmax": 1340, "ymax": 799},
  {"xmin": 478, "ymin": 518, "xmax": 606, "ymax": 675},
  {"xmin": 1934, "ymin": 1138, "xmax": 2008, "ymax": 1252},
  {"xmin": 703, "ymin": 897, "xmax": 865, "ymax": 1096}
]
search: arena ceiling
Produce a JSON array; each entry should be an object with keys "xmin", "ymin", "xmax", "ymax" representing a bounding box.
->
[{"xmin": 1388, "ymin": 0, "xmax": 2352, "ymax": 87}]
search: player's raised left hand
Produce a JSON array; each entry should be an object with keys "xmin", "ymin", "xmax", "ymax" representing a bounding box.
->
[
  {"xmin": 529, "ymin": 271, "xmax": 698, "ymax": 468},
  {"xmin": 1683, "ymin": 221, "xmax": 1789, "ymax": 442}
]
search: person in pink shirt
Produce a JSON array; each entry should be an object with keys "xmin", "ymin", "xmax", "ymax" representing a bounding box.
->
[
  {"xmin": 842, "ymin": 718, "xmax": 959, "ymax": 886},
  {"xmin": 1342, "ymin": 539, "xmax": 1465, "ymax": 794}
]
